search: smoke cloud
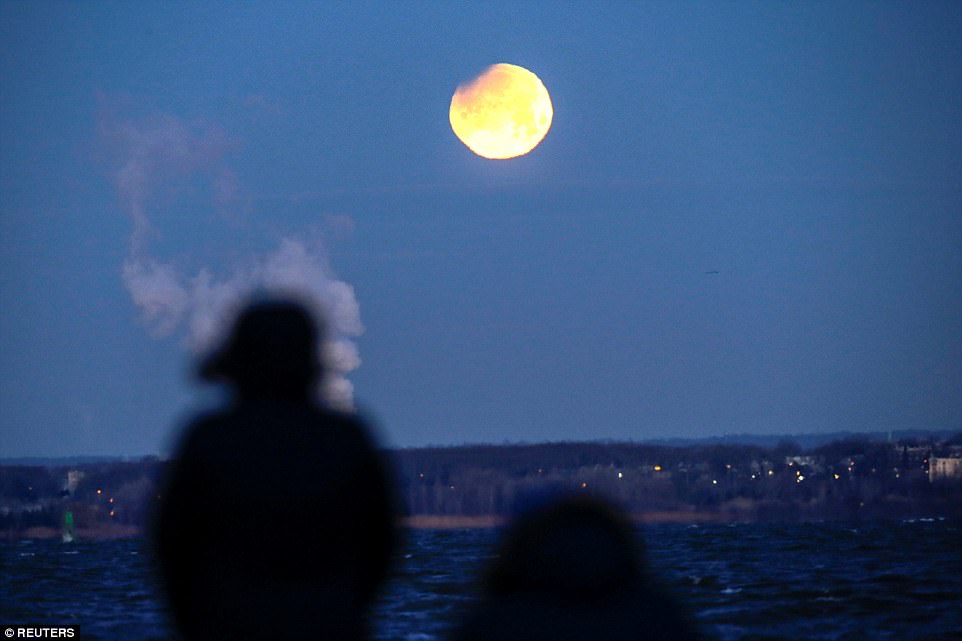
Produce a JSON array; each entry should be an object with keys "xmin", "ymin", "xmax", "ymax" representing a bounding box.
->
[{"xmin": 101, "ymin": 104, "xmax": 363, "ymax": 409}]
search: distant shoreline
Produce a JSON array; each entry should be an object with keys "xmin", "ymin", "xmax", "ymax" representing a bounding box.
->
[
  {"xmin": 8, "ymin": 525, "xmax": 141, "ymax": 541},
  {"xmin": 4, "ymin": 435, "xmax": 959, "ymax": 540},
  {"xmin": 398, "ymin": 512, "xmax": 732, "ymax": 529},
  {"xmin": 6, "ymin": 510, "xmax": 957, "ymax": 541}
]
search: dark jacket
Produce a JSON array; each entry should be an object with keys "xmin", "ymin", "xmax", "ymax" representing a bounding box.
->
[{"xmin": 155, "ymin": 399, "xmax": 395, "ymax": 641}]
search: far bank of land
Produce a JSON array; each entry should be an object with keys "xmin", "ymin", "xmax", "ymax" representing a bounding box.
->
[{"xmin": 3, "ymin": 434, "xmax": 961, "ymax": 539}]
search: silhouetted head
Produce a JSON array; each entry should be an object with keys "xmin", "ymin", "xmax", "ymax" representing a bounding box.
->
[
  {"xmin": 199, "ymin": 299, "xmax": 323, "ymax": 399},
  {"xmin": 485, "ymin": 494, "xmax": 645, "ymax": 600}
]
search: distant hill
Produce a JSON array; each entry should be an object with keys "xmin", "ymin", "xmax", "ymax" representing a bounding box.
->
[
  {"xmin": 406, "ymin": 429, "xmax": 960, "ymax": 452},
  {"xmin": 0, "ymin": 455, "xmax": 160, "ymax": 467},
  {"xmin": 1, "ymin": 429, "xmax": 958, "ymax": 466},
  {"xmin": 640, "ymin": 429, "xmax": 960, "ymax": 450}
]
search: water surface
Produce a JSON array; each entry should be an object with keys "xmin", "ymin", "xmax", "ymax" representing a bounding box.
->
[{"xmin": 3, "ymin": 520, "xmax": 960, "ymax": 640}]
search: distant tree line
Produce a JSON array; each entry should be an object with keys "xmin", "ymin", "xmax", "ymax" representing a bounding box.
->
[
  {"xmin": 391, "ymin": 436, "xmax": 962, "ymax": 520},
  {"xmin": 0, "ymin": 458, "xmax": 164, "ymax": 535},
  {"xmin": 1, "ymin": 434, "xmax": 961, "ymax": 536}
]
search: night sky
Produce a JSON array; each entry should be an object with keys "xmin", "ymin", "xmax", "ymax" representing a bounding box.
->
[{"xmin": 2, "ymin": 2, "xmax": 960, "ymax": 456}]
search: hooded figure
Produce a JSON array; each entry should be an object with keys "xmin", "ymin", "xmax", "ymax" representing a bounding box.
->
[
  {"xmin": 453, "ymin": 495, "xmax": 701, "ymax": 641},
  {"xmin": 154, "ymin": 299, "xmax": 396, "ymax": 641}
]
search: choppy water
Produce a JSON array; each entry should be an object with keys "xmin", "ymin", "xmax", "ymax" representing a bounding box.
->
[{"xmin": 3, "ymin": 520, "xmax": 961, "ymax": 640}]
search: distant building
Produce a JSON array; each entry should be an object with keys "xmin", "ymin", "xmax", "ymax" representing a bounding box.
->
[
  {"xmin": 785, "ymin": 456, "xmax": 821, "ymax": 473},
  {"xmin": 64, "ymin": 470, "xmax": 83, "ymax": 495},
  {"xmin": 929, "ymin": 457, "xmax": 962, "ymax": 482},
  {"xmin": 899, "ymin": 445, "xmax": 930, "ymax": 473}
]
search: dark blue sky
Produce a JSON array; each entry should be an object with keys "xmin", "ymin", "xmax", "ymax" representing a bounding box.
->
[{"xmin": 2, "ymin": 2, "xmax": 960, "ymax": 456}]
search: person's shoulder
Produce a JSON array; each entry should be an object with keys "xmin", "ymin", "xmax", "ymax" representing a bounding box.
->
[
  {"xmin": 306, "ymin": 405, "xmax": 388, "ymax": 453},
  {"xmin": 314, "ymin": 405, "xmax": 368, "ymax": 426},
  {"xmin": 185, "ymin": 406, "xmax": 232, "ymax": 427},
  {"xmin": 308, "ymin": 405, "xmax": 374, "ymax": 436}
]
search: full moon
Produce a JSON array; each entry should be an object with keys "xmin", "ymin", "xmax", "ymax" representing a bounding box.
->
[{"xmin": 449, "ymin": 63, "xmax": 553, "ymax": 160}]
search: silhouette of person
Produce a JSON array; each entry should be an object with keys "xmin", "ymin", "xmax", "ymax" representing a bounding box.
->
[
  {"xmin": 154, "ymin": 299, "xmax": 396, "ymax": 641},
  {"xmin": 452, "ymin": 495, "xmax": 701, "ymax": 641}
]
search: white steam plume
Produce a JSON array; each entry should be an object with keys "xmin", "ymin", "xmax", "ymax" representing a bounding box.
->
[{"xmin": 101, "ymin": 105, "xmax": 363, "ymax": 409}]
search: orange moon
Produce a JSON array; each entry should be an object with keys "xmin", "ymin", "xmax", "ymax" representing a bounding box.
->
[{"xmin": 449, "ymin": 63, "xmax": 553, "ymax": 160}]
